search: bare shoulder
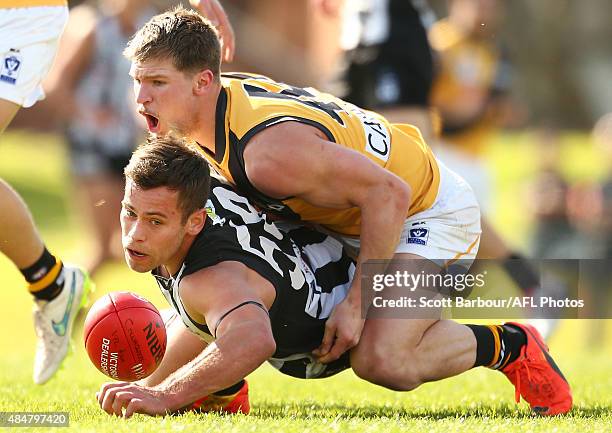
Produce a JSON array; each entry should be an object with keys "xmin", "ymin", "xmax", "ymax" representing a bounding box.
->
[
  {"xmin": 180, "ymin": 261, "xmax": 249, "ymax": 296},
  {"xmin": 178, "ymin": 261, "xmax": 271, "ymax": 333}
]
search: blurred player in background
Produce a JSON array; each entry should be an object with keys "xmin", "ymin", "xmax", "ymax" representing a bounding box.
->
[
  {"xmin": 0, "ymin": 0, "xmax": 92, "ymax": 384},
  {"xmin": 318, "ymin": 0, "xmax": 437, "ymax": 141},
  {"xmin": 43, "ymin": 0, "xmax": 156, "ymax": 276},
  {"xmin": 428, "ymin": 0, "xmax": 565, "ymax": 335},
  {"xmin": 316, "ymin": 0, "xmax": 554, "ymax": 336},
  {"xmin": 429, "ymin": 0, "xmax": 513, "ymax": 208}
]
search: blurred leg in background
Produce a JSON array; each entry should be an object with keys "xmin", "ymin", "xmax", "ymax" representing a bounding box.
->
[
  {"xmin": 43, "ymin": 0, "xmax": 156, "ymax": 276},
  {"xmin": 0, "ymin": 3, "xmax": 91, "ymax": 384}
]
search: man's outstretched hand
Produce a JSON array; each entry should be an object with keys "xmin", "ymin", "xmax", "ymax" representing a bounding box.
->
[{"xmin": 97, "ymin": 381, "xmax": 175, "ymax": 418}]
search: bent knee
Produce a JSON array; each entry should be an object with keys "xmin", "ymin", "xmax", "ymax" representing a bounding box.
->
[{"xmin": 350, "ymin": 347, "xmax": 423, "ymax": 391}]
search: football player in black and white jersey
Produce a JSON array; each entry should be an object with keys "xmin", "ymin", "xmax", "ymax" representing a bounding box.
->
[
  {"xmin": 97, "ymin": 135, "xmax": 356, "ymax": 417},
  {"xmin": 97, "ymin": 134, "xmax": 571, "ymax": 418}
]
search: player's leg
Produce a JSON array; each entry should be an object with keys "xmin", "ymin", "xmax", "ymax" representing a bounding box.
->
[
  {"xmin": 0, "ymin": 178, "xmax": 45, "ymax": 267},
  {"xmin": 1, "ymin": 176, "xmax": 93, "ymax": 383},
  {"xmin": 351, "ymin": 261, "xmax": 571, "ymax": 416},
  {"xmin": 435, "ymin": 147, "xmax": 553, "ymax": 323},
  {"xmin": 0, "ymin": 98, "xmax": 20, "ymax": 133},
  {"xmin": 0, "ymin": 6, "xmax": 92, "ymax": 384},
  {"xmin": 352, "ymin": 166, "xmax": 570, "ymax": 414},
  {"xmin": 350, "ymin": 253, "xmax": 479, "ymax": 390},
  {"xmin": 140, "ymin": 309, "xmax": 249, "ymax": 414},
  {"xmin": 0, "ymin": 177, "xmax": 93, "ymax": 384},
  {"xmin": 76, "ymin": 174, "xmax": 124, "ymax": 275}
]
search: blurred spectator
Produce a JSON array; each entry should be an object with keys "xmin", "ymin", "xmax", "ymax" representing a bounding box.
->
[
  {"xmin": 429, "ymin": 0, "xmax": 522, "ymax": 208},
  {"xmin": 529, "ymin": 169, "xmax": 575, "ymax": 259},
  {"xmin": 43, "ymin": 0, "xmax": 156, "ymax": 276},
  {"xmin": 318, "ymin": 0, "xmax": 437, "ymax": 140}
]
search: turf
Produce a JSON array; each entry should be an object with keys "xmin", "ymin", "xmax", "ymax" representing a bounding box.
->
[{"xmin": 0, "ymin": 131, "xmax": 610, "ymax": 432}]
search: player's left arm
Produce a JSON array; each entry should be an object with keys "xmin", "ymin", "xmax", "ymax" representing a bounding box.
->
[
  {"xmin": 244, "ymin": 122, "xmax": 412, "ymax": 363},
  {"xmin": 97, "ymin": 262, "xmax": 275, "ymax": 418}
]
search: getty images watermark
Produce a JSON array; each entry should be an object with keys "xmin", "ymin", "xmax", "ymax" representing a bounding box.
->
[{"xmin": 361, "ymin": 259, "xmax": 609, "ymax": 319}]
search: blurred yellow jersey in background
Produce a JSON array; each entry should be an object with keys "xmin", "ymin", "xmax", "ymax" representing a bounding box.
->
[{"xmin": 430, "ymin": 18, "xmax": 506, "ymax": 156}]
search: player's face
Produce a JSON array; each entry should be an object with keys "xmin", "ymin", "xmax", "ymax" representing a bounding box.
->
[
  {"xmin": 120, "ymin": 180, "xmax": 189, "ymax": 273},
  {"xmin": 130, "ymin": 58, "xmax": 199, "ymax": 136}
]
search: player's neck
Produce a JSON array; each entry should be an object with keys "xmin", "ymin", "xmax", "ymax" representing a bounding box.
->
[
  {"xmin": 191, "ymin": 84, "xmax": 223, "ymax": 155},
  {"xmin": 163, "ymin": 233, "xmax": 198, "ymax": 277}
]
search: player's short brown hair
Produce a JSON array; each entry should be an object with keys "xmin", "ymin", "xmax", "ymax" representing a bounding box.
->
[
  {"xmin": 124, "ymin": 134, "xmax": 211, "ymax": 222},
  {"xmin": 124, "ymin": 5, "xmax": 221, "ymax": 78}
]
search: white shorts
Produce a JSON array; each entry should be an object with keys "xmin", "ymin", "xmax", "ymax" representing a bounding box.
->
[
  {"xmin": 342, "ymin": 160, "xmax": 482, "ymax": 268},
  {"xmin": 0, "ymin": 6, "xmax": 68, "ymax": 107}
]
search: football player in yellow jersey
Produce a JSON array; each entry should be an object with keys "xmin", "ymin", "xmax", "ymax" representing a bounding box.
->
[
  {"xmin": 122, "ymin": 6, "xmax": 572, "ymax": 415},
  {"xmin": 0, "ymin": 0, "xmax": 94, "ymax": 384}
]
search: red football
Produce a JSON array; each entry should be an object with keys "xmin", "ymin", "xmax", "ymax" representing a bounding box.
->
[{"xmin": 84, "ymin": 292, "xmax": 167, "ymax": 381}]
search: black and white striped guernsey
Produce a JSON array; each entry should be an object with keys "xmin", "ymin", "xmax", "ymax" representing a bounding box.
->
[{"xmin": 153, "ymin": 177, "xmax": 356, "ymax": 378}]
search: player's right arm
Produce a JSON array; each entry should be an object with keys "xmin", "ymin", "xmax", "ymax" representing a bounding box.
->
[
  {"xmin": 98, "ymin": 261, "xmax": 275, "ymax": 418},
  {"xmin": 151, "ymin": 261, "xmax": 275, "ymax": 411}
]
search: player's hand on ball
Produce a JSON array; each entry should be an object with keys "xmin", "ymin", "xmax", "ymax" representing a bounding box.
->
[
  {"xmin": 313, "ymin": 297, "xmax": 365, "ymax": 363},
  {"xmin": 97, "ymin": 382, "xmax": 173, "ymax": 418}
]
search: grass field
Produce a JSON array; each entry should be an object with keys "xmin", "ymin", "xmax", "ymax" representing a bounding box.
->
[{"xmin": 0, "ymin": 131, "xmax": 611, "ymax": 432}]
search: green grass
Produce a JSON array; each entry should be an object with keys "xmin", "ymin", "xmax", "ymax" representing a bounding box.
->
[{"xmin": 0, "ymin": 131, "xmax": 611, "ymax": 432}]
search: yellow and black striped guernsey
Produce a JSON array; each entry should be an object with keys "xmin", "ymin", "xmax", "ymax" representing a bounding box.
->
[{"xmin": 196, "ymin": 73, "xmax": 440, "ymax": 236}]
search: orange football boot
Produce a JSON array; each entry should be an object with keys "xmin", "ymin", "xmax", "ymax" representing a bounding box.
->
[
  {"xmin": 501, "ymin": 322, "xmax": 572, "ymax": 416},
  {"xmin": 183, "ymin": 380, "xmax": 250, "ymax": 414}
]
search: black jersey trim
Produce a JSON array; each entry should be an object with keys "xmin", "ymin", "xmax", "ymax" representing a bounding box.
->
[
  {"xmin": 212, "ymin": 300, "xmax": 269, "ymax": 338},
  {"xmin": 222, "ymin": 72, "xmax": 270, "ymax": 81},
  {"xmin": 210, "ymin": 86, "xmax": 229, "ymax": 164},
  {"xmin": 225, "ymin": 116, "xmax": 335, "ymax": 219},
  {"xmin": 153, "ymin": 271, "xmax": 214, "ymax": 336}
]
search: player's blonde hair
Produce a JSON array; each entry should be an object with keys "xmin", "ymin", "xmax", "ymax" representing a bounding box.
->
[{"xmin": 124, "ymin": 5, "xmax": 221, "ymax": 79}]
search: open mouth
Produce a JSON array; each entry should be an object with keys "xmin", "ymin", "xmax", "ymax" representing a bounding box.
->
[
  {"xmin": 127, "ymin": 248, "xmax": 147, "ymax": 260},
  {"xmin": 141, "ymin": 112, "xmax": 160, "ymax": 132}
]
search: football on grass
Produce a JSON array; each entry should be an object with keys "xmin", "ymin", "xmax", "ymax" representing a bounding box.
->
[{"xmin": 83, "ymin": 292, "xmax": 166, "ymax": 381}]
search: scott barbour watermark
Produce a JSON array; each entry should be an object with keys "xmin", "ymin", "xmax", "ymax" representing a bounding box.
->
[{"xmin": 361, "ymin": 258, "xmax": 610, "ymax": 320}]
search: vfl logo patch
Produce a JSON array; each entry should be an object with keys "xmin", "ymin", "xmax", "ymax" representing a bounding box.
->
[
  {"xmin": 1, "ymin": 50, "xmax": 22, "ymax": 85},
  {"xmin": 407, "ymin": 227, "xmax": 429, "ymax": 245}
]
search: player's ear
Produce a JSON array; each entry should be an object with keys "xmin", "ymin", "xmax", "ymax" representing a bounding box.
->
[
  {"xmin": 186, "ymin": 208, "xmax": 206, "ymax": 235},
  {"xmin": 193, "ymin": 69, "xmax": 215, "ymax": 95}
]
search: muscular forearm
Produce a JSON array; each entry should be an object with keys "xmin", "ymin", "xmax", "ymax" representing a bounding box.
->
[
  {"xmin": 154, "ymin": 324, "xmax": 275, "ymax": 411},
  {"xmin": 348, "ymin": 180, "xmax": 411, "ymax": 304}
]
